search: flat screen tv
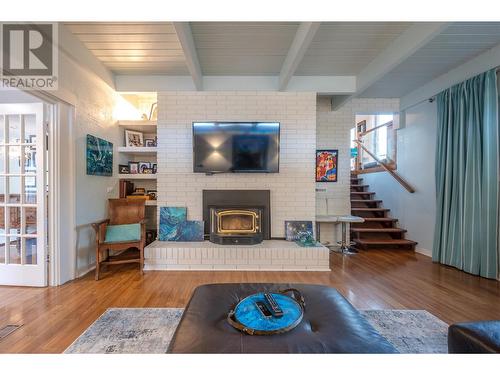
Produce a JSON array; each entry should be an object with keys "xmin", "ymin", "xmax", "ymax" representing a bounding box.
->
[{"xmin": 193, "ymin": 122, "xmax": 280, "ymax": 173}]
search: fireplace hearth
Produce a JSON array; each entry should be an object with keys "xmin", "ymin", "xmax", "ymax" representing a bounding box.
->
[{"xmin": 203, "ymin": 190, "xmax": 270, "ymax": 245}]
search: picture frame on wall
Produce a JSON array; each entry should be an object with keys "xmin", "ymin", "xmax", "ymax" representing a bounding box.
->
[
  {"xmin": 316, "ymin": 149, "xmax": 338, "ymax": 182},
  {"xmin": 125, "ymin": 130, "xmax": 144, "ymax": 147},
  {"xmin": 86, "ymin": 134, "xmax": 113, "ymax": 177}
]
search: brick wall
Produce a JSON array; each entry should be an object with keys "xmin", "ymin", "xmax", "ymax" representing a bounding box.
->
[
  {"xmin": 315, "ymin": 97, "xmax": 400, "ymax": 244},
  {"xmin": 157, "ymin": 91, "xmax": 317, "ymax": 238}
]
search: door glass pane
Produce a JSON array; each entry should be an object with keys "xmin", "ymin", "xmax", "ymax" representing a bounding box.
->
[
  {"xmin": 24, "ymin": 145, "xmax": 37, "ymax": 173},
  {"xmin": 0, "ymin": 207, "xmax": 4, "ymax": 235},
  {"xmin": 0, "ymin": 237, "xmax": 5, "ymax": 264},
  {"xmin": 7, "ymin": 115, "xmax": 21, "ymax": 144},
  {"xmin": 24, "ymin": 115, "xmax": 36, "ymax": 144},
  {"xmin": 9, "ymin": 207, "xmax": 21, "ymax": 235},
  {"xmin": 0, "ymin": 176, "xmax": 4, "ymax": 203},
  {"xmin": 0, "ymin": 146, "xmax": 4, "ymax": 173},
  {"xmin": 8, "ymin": 176, "xmax": 21, "ymax": 203},
  {"xmin": 24, "ymin": 207, "xmax": 37, "ymax": 234},
  {"xmin": 0, "ymin": 115, "xmax": 4, "ymax": 144},
  {"xmin": 7, "ymin": 237, "xmax": 21, "ymax": 264},
  {"xmin": 24, "ymin": 238, "xmax": 37, "ymax": 265},
  {"xmin": 8, "ymin": 146, "xmax": 22, "ymax": 173},
  {"xmin": 24, "ymin": 176, "xmax": 36, "ymax": 204}
]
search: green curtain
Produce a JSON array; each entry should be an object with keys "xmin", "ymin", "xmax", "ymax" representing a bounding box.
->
[{"xmin": 433, "ymin": 69, "xmax": 499, "ymax": 279}]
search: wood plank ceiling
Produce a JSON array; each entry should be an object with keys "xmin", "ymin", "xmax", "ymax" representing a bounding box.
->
[
  {"xmin": 360, "ymin": 22, "xmax": 500, "ymax": 97},
  {"xmin": 297, "ymin": 22, "xmax": 412, "ymax": 75},
  {"xmin": 65, "ymin": 22, "xmax": 189, "ymax": 74},
  {"xmin": 65, "ymin": 22, "xmax": 500, "ymax": 97}
]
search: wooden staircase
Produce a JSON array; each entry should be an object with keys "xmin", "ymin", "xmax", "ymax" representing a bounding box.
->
[{"xmin": 350, "ymin": 175, "xmax": 417, "ymax": 251}]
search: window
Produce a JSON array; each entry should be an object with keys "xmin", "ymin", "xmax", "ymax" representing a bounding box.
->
[{"xmin": 352, "ymin": 114, "xmax": 396, "ymax": 173}]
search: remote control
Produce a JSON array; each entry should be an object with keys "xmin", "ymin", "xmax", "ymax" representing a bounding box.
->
[
  {"xmin": 256, "ymin": 301, "xmax": 273, "ymax": 317},
  {"xmin": 264, "ymin": 293, "xmax": 284, "ymax": 317}
]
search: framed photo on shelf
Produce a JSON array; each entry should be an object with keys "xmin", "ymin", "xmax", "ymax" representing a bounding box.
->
[
  {"xmin": 145, "ymin": 138, "xmax": 157, "ymax": 147},
  {"xmin": 119, "ymin": 164, "xmax": 130, "ymax": 174},
  {"xmin": 134, "ymin": 187, "xmax": 146, "ymax": 194},
  {"xmin": 151, "ymin": 163, "xmax": 157, "ymax": 174},
  {"xmin": 128, "ymin": 161, "xmax": 139, "ymax": 174},
  {"xmin": 142, "ymin": 167, "xmax": 154, "ymax": 174},
  {"xmin": 147, "ymin": 190, "xmax": 157, "ymax": 200},
  {"xmin": 316, "ymin": 149, "xmax": 338, "ymax": 182},
  {"xmin": 125, "ymin": 130, "xmax": 144, "ymax": 147},
  {"xmin": 138, "ymin": 162, "xmax": 151, "ymax": 174}
]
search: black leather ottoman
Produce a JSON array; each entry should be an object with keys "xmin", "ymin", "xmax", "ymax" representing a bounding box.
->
[
  {"xmin": 168, "ymin": 283, "xmax": 398, "ymax": 353},
  {"xmin": 448, "ymin": 321, "xmax": 500, "ymax": 353}
]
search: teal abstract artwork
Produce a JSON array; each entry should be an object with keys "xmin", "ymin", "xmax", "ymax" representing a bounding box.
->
[
  {"xmin": 159, "ymin": 207, "xmax": 187, "ymax": 241},
  {"xmin": 86, "ymin": 134, "xmax": 113, "ymax": 176}
]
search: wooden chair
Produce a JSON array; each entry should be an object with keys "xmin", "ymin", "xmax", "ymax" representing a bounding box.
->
[{"xmin": 92, "ymin": 199, "xmax": 146, "ymax": 280}]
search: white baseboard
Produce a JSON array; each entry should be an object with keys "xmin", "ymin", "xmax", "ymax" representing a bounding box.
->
[
  {"xmin": 415, "ymin": 247, "xmax": 432, "ymax": 257},
  {"xmin": 76, "ymin": 263, "xmax": 96, "ymax": 279}
]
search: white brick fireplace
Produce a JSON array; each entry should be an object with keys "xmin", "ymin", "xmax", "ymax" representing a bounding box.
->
[
  {"xmin": 143, "ymin": 91, "xmax": 330, "ymax": 272},
  {"xmin": 156, "ymin": 91, "xmax": 317, "ymax": 237}
]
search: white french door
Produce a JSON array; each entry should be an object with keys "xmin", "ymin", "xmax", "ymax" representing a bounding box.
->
[{"xmin": 0, "ymin": 103, "xmax": 47, "ymax": 286}]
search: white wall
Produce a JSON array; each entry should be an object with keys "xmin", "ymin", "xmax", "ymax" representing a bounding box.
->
[
  {"xmin": 156, "ymin": 91, "xmax": 317, "ymax": 238},
  {"xmin": 56, "ymin": 26, "xmax": 124, "ymax": 280},
  {"xmin": 315, "ymin": 97, "xmax": 400, "ymax": 244},
  {"xmin": 362, "ymin": 100, "xmax": 437, "ymax": 256}
]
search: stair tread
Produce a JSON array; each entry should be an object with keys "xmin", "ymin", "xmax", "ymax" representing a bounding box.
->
[
  {"xmin": 351, "ymin": 208, "xmax": 390, "ymax": 211},
  {"xmin": 351, "ymin": 199, "xmax": 382, "ymax": 203},
  {"xmin": 351, "ymin": 184, "xmax": 369, "ymax": 188},
  {"xmin": 350, "ymin": 191, "xmax": 375, "ymax": 195},
  {"xmin": 354, "ymin": 238, "xmax": 418, "ymax": 245},
  {"xmin": 361, "ymin": 217, "xmax": 398, "ymax": 222},
  {"xmin": 351, "ymin": 228, "xmax": 407, "ymax": 233}
]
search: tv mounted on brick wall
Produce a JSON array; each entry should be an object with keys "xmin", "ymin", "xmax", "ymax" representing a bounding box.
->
[{"xmin": 193, "ymin": 122, "xmax": 280, "ymax": 173}]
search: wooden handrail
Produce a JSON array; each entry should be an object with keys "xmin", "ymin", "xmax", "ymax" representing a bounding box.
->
[
  {"xmin": 354, "ymin": 140, "xmax": 415, "ymax": 193},
  {"xmin": 358, "ymin": 121, "xmax": 393, "ymax": 137}
]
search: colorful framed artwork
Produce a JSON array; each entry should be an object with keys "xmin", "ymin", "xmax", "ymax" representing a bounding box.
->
[
  {"xmin": 86, "ymin": 134, "xmax": 113, "ymax": 176},
  {"xmin": 316, "ymin": 149, "xmax": 338, "ymax": 182},
  {"xmin": 285, "ymin": 221, "xmax": 313, "ymax": 241}
]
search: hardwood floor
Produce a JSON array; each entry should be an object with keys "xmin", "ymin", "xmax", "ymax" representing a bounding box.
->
[{"xmin": 0, "ymin": 250, "xmax": 499, "ymax": 353}]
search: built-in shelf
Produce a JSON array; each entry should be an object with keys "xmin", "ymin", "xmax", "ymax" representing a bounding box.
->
[
  {"xmin": 117, "ymin": 120, "xmax": 157, "ymax": 132},
  {"xmin": 117, "ymin": 146, "xmax": 157, "ymax": 155},
  {"xmin": 118, "ymin": 174, "xmax": 157, "ymax": 180}
]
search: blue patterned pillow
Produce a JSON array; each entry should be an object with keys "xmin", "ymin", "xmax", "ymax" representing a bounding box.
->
[{"xmin": 105, "ymin": 223, "xmax": 141, "ymax": 243}]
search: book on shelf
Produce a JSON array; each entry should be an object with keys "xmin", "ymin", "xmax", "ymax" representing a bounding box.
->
[{"xmin": 119, "ymin": 180, "xmax": 135, "ymax": 198}]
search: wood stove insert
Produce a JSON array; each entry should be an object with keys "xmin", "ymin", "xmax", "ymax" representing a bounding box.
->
[{"xmin": 203, "ymin": 190, "xmax": 270, "ymax": 245}]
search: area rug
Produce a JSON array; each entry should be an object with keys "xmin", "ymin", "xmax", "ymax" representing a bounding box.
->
[
  {"xmin": 64, "ymin": 308, "xmax": 184, "ymax": 354},
  {"xmin": 360, "ymin": 309, "xmax": 448, "ymax": 353},
  {"xmin": 64, "ymin": 308, "xmax": 448, "ymax": 354}
]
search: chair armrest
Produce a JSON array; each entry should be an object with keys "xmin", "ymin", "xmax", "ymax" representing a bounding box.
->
[{"xmin": 92, "ymin": 219, "xmax": 110, "ymax": 244}]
